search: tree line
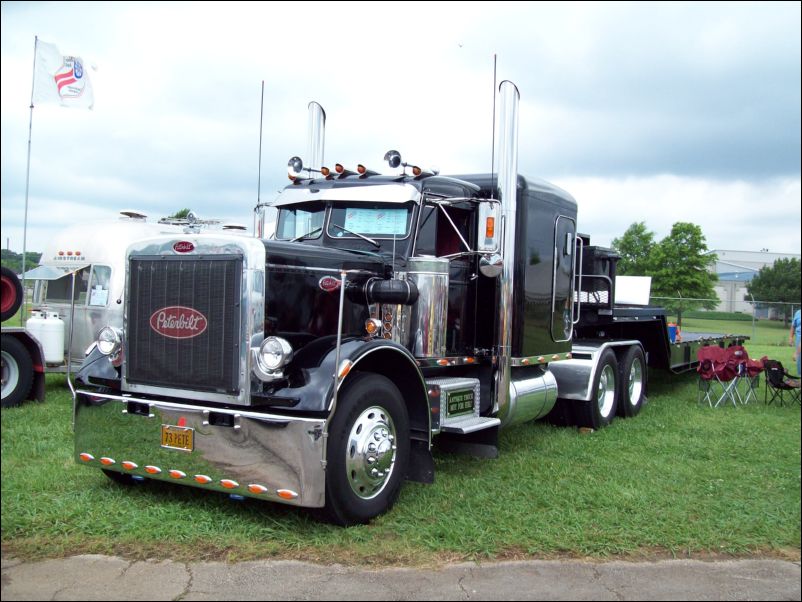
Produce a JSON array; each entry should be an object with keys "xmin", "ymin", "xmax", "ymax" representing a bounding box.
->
[
  {"xmin": 612, "ymin": 221, "xmax": 800, "ymax": 324},
  {"xmin": 1, "ymin": 249, "xmax": 41, "ymax": 275}
]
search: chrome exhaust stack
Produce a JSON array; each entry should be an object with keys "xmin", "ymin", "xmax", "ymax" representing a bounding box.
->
[
  {"xmin": 306, "ymin": 101, "xmax": 326, "ymax": 173},
  {"xmin": 495, "ymin": 80, "xmax": 520, "ymax": 428}
]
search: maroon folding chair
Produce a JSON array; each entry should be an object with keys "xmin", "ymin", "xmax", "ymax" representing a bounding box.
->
[{"xmin": 697, "ymin": 345, "xmax": 740, "ymax": 407}]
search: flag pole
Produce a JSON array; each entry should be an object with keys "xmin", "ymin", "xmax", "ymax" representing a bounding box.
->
[{"xmin": 21, "ymin": 35, "xmax": 38, "ymax": 322}]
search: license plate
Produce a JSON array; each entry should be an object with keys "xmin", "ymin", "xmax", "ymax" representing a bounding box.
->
[
  {"xmin": 161, "ymin": 424, "xmax": 194, "ymax": 451},
  {"xmin": 447, "ymin": 389, "xmax": 475, "ymax": 418}
]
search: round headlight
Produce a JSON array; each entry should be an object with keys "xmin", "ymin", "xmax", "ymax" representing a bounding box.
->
[
  {"xmin": 97, "ymin": 326, "xmax": 122, "ymax": 356},
  {"xmin": 259, "ymin": 337, "xmax": 293, "ymax": 371}
]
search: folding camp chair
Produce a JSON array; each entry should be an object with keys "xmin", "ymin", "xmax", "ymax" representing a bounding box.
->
[
  {"xmin": 697, "ymin": 345, "xmax": 741, "ymax": 407},
  {"xmin": 762, "ymin": 359, "xmax": 801, "ymax": 406}
]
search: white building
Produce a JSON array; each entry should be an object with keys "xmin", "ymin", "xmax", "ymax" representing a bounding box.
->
[{"xmin": 706, "ymin": 250, "xmax": 801, "ymax": 315}]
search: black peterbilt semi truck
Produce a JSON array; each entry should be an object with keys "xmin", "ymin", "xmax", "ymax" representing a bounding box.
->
[{"xmin": 73, "ymin": 82, "xmax": 744, "ymax": 524}]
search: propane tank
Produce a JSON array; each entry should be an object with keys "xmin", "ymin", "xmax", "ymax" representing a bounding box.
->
[{"xmin": 26, "ymin": 310, "xmax": 65, "ymax": 365}]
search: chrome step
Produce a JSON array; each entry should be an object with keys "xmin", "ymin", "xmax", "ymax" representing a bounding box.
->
[{"xmin": 440, "ymin": 416, "xmax": 500, "ymax": 435}]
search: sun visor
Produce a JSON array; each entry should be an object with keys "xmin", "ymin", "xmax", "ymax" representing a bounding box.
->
[{"xmin": 21, "ymin": 265, "xmax": 86, "ymax": 281}]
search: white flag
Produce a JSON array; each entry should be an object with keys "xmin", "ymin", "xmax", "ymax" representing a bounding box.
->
[{"xmin": 33, "ymin": 39, "xmax": 94, "ymax": 109}]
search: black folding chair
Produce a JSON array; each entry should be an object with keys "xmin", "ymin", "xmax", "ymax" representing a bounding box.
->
[{"xmin": 762, "ymin": 359, "xmax": 801, "ymax": 406}]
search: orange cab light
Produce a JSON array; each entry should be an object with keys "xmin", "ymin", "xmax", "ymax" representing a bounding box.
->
[
  {"xmin": 465, "ymin": 357, "xmax": 475, "ymax": 364},
  {"xmin": 357, "ymin": 164, "xmax": 367, "ymax": 175},
  {"xmin": 485, "ymin": 217, "xmax": 495, "ymax": 238},
  {"xmin": 169, "ymin": 470, "xmax": 187, "ymax": 479},
  {"xmin": 248, "ymin": 484, "xmax": 269, "ymax": 495},
  {"xmin": 365, "ymin": 319, "xmax": 380, "ymax": 335},
  {"xmin": 437, "ymin": 359, "xmax": 449, "ymax": 366},
  {"xmin": 194, "ymin": 474, "xmax": 212, "ymax": 484},
  {"xmin": 144, "ymin": 465, "xmax": 162, "ymax": 474},
  {"xmin": 79, "ymin": 453, "xmax": 95, "ymax": 462},
  {"xmin": 122, "ymin": 461, "xmax": 138, "ymax": 471},
  {"xmin": 412, "ymin": 165, "xmax": 422, "ymax": 176},
  {"xmin": 100, "ymin": 457, "xmax": 116, "ymax": 466},
  {"xmin": 277, "ymin": 489, "xmax": 299, "ymax": 500},
  {"xmin": 321, "ymin": 166, "xmax": 330, "ymax": 177},
  {"xmin": 335, "ymin": 163, "xmax": 345, "ymax": 174},
  {"xmin": 220, "ymin": 479, "xmax": 239, "ymax": 489},
  {"xmin": 338, "ymin": 360, "xmax": 353, "ymax": 379}
]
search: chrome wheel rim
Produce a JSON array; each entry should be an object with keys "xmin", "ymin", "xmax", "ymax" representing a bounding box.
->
[
  {"xmin": 345, "ymin": 405, "xmax": 397, "ymax": 500},
  {"xmin": 628, "ymin": 358, "xmax": 644, "ymax": 406},
  {"xmin": 597, "ymin": 364, "xmax": 616, "ymax": 418},
  {"xmin": 1, "ymin": 350, "xmax": 19, "ymax": 399}
]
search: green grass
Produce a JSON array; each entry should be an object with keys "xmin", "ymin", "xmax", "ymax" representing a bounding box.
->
[{"xmin": 2, "ymin": 316, "xmax": 800, "ymax": 564}]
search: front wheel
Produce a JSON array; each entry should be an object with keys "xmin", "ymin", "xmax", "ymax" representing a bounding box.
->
[
  {"xmin": 575, "ymin": 348, "xmax": 619, "ymax": 429},
  {"xmin": 323, "ymin": 373, "xmax": 409, "ymax": 526}
]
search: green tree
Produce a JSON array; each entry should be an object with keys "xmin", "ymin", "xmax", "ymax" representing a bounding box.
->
[
  {"xmin": 170, "ymin": 208, "xmax": 192, "ymax": 219},
  {"xmin": 1, "ymin": 249, "xmax": 42, "ymax": 274},
  {"xmin": 611, "ymin": 222, "xmax": 655, "ymax": 275},
  {"xmin": 746, "ymin": 257, "xmax": 801, "ymax": 323},
  {"xmin": 649, "ymin": 222, "xmax": 718, "ymax": 326}
]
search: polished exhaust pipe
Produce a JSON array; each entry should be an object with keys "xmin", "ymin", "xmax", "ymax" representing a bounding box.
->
[
  {"xmin": 495, "ymin": 80, "xmax": 520, "ymax": 428},
  {"xmin": 306, "ymin": 101, "xmax": 326, "ymax": 172}
]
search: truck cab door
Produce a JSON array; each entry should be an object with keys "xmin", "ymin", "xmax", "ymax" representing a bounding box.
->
[{"xmin": 551, "ymin": 215, "xmax": 577, "ymax": 342}]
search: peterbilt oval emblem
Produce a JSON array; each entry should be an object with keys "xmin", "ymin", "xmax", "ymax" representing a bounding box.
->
[
  {"xmin": 318, "ymin": 276, "xmax": 341, "ymax": 292},
  {"xmin": 173, "ymin": 241, "xmax": 195, "ymax": 253},
  {"xmin": 149, "ymin": 306, "xmax": 208, "ymax": 339}
]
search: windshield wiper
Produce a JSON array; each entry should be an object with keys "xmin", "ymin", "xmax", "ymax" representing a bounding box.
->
[
  {"xmin": 330, "ymin": 223, "xmax": 380, "ymax": 248},
  {"xmin": 290, "ymin": 226, "xmax": 322, "ymax": 242}
]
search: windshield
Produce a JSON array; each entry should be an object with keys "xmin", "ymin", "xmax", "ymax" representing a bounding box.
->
[
  {"xmin": 328, "ymin": 203, "xmax": 414, "ymax": 240},
  {"xmin": 275, "ymin": 202, "xmax": 325, "ymax": 240}
]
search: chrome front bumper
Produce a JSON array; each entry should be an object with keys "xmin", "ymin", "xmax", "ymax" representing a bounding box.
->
[{"xmin": 74, "ymin": 390, "xmax": 326, "ymax": 508}]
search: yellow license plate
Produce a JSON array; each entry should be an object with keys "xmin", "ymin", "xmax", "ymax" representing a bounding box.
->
[{"xmin": 161, "ymin": 424, "xmax": 194, "ymax": 451}]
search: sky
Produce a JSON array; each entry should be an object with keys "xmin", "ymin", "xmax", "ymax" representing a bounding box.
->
[{"xmin": 1, "ymin": 1, "xmax": 800, "ymax": 257}]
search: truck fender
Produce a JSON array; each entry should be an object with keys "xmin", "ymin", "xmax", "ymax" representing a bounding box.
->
[{"xmin": 326, "ymin": 339, "xmax": 433, "ymax": 484}]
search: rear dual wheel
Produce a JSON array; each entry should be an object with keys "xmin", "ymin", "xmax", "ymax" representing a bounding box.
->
[{"xmin": 575, "ymin": 348, "xmax": 619, "ymax": 429}]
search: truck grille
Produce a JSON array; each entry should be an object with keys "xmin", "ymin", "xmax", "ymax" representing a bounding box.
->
[{"xmin": 126, "ymin": 255, "xmax": 242, "ymax": 394}]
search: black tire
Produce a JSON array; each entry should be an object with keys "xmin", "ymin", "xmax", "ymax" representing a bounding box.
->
[
  {"xmin": 1, "ymin": 266, "xmax": 23, "ymax": 323},
  {"xmin": 1, "ymin": 335, "xmax": 34, "ymax": 408},
  {"xmin": 617, "ymin": 346, "xmax": 646, "ymax": 418},
  {"xmin": 323, "ymin": 373, "xmax": 410, "ymax": 526},
  {"xmin": 574, "ymin": 348, "xmax": 619, "ymax": 429}
]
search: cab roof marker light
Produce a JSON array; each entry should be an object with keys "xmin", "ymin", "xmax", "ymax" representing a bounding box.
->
[
  {"xmin": 277, "ymin": 489, "xmax": 299, "ymax": 500},
  {"xmin": 122, "ymin": 461, "xmax": 138, "ymax": 470},
  {"xmin": 79, "ymin": 453, "xmax": 95, "ymax": 462},
  {"xmin": 321, "ymin": 166, "xmax": 331, "ymax": 177},
  {"xmin": 221, "ymin": 479, "xmax": 240, "ymax": 489},
  {"xmin": 357, "ymin": 164, "xmax": 366, "ymax": 175},
  {"xmin": 248, "ymin": 484, "xmax": 269, "ymax": 495},
  {"xmin": 100, "ymin": 457, "xmax": 116, "ymax": 466},
  {"xmin": 194, "ymin": 475, "xmax": 213, "ymax": 484},
  {"xmin": 144, "ymin": 465, "xmax": 162, "ymax": 474},
  {"xmin": 335, "ymin": 163, "xmax": 345, "ymax": 174}
]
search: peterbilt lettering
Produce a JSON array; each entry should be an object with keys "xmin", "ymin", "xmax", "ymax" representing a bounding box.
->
[
  {"xmin": 149, "ymin": 307, "xmax": 207, "ymax": 339},
  {"xmin": 73, "ymin": 81, "xmax": 747, "ymax": 525}
]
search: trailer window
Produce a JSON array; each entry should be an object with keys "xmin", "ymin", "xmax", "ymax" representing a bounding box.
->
[
  {"xmin": 88, "ymin": 265, "xmax": 111, "ymax": 306},
  {"xmin": 42, "ymin": 267, "xmax": 90, "ymax": 304}
]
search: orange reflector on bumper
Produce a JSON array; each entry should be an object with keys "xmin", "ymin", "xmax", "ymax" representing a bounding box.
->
[
  {"xmin": 169, "ymin": 470, "xmax": 187, "ymax": 479},
  {"xmin": 277, "ymin": 489, "xmax": 299, "ymax": 500},
  {"xmin": 79, "ymin": 453, "xmax": 95, "ymax": 462},
  {"xmin": 122, "ymin": 461, "xmax": 138, "ymax": 470},
  {"xmin": 248, "ymin": 484, "xmax": 269, "ymax": 495},
  {"xmin": 194, "ymin": 475, "xmax": 212, "ymax": 484},
  {"xmin": 220, "ymin": 479, "xmax": 239, "ymax": 489},
  {"xmin": 99, "ymin": 457, "xmax": 116, "ymax": 466},
  {"xmin": 144, "ymin": 465, "xmax": 162, "ymax": 474}
]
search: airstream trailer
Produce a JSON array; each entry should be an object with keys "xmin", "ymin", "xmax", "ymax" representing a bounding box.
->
[{"xmin": 23, "ymin": 211, "xmax": 244, "ymax": 372}]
